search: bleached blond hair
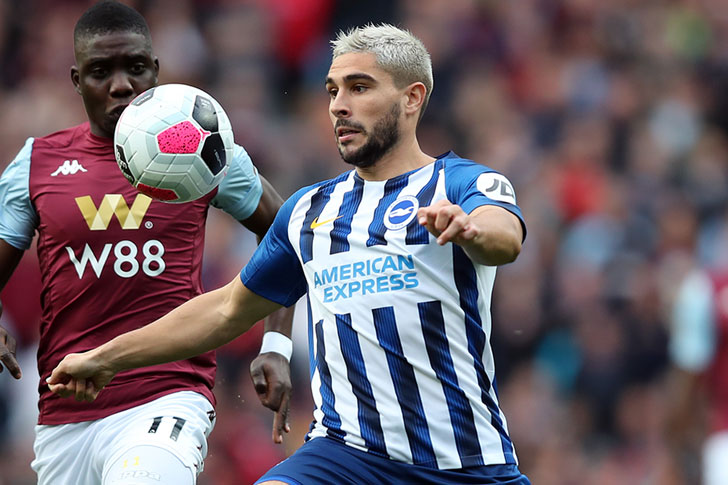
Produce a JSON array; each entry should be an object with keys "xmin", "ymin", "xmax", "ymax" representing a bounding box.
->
[{"xmin": 332, "ymin": 23, "xmax": 433, "ymax": 120}]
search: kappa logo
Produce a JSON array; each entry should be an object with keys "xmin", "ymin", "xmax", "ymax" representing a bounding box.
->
[
  {"xmin": 75, "ymin": 194, "xmax": 152, "ymax": 230},
  {"xmin": 51, "ymin": 159, "xmax": 87, "ymax": 176},
  {"xmin": 384, "ymin": 195, "xmax": 419, "ymax": 231}
]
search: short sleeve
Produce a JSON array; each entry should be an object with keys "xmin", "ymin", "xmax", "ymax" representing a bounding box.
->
[
  {"xmin": 0, "ymin": 138, "xmax": 39, "ymax": 250},
  {"xmin": 443, "ymin": 159, "xmax": 526, "ymax": 241},
  {"xmin": 210, "ymin": 143, "xmax": 263, "ymax": 221},
  {"xmin": 240, "ymin": 188, "xmax": 310, "ymax": 306}
]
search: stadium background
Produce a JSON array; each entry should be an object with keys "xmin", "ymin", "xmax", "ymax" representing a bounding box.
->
[{"xmin": 1, "ymin": 0, "xmax": 727, "ymax": 483}]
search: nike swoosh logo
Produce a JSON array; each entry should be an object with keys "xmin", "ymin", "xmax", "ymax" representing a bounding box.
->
[{"xmin": 310, "ymin": 216, "xmax": 342, "ymax": 229}]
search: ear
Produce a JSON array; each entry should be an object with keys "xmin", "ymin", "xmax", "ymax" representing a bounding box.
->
[
  {"xmin": 71, "ymin": 66, "xmax": 81, "ymax": 95},
  {"xmin": 403, "ymin": 82, "xmax": 427, "ymax": 118},
  {"xmin": 153, "ymin": 57, "xmax": 160, "ymax": 81}
]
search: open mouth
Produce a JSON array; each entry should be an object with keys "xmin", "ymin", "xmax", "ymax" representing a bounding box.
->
[{"xmin": 336, "ymin": 125, "xmax": 362, "ymax": 143}]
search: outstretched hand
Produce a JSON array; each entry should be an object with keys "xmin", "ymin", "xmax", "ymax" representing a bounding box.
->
[
  {"xmin": 0, "ymin": 321, "xmax": 22, "ymax": 379},
  {"xmin": 417, "ymin": 199, "xmax": 479, "ymax": 246},
  {"xmin": 46, "ymin": 351, "xmax": 115, "ymax": 402},
  {"xmin": 250, "ymin": 352, "xmax": 292, "ymax": 444}
]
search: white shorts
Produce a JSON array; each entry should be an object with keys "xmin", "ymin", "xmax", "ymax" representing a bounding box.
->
[{"xmin": 32, "ymin": 391, "xmax": 216, "ymax": 485}]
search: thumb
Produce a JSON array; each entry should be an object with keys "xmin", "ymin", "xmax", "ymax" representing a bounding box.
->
[
  {"xmin": 46, "ymin": 367, "xmax": 68, "ymax": 386},
  {"xmin": 47, "ymin": 377, "xmax": 75, "ymax": 398},
  {"xmin": 47, "ymin": 355, "xmax": 80, "ymax": 385}
]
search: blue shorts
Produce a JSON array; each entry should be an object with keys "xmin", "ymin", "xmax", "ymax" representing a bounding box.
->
[{"xmin": 255, "ymin": 437, "xmax": 531, "ymax": 485}]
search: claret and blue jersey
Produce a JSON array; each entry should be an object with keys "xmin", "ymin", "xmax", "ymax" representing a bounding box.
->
[
  {"xmin": 0, "ymin": 122, "xmax": 263, "ymax": 425},
  {"xmin": 241, "ymin": 152, "xmax": 527, "ymax": 470}
]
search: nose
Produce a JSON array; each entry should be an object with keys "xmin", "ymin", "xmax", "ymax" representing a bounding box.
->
[
  {"xmin": 329, "ymin": 92, "xmax": 350, "ymax": 119},
  {"xmin": 109, "ymin": 71, "xmax": 134, "ymax": 97}
]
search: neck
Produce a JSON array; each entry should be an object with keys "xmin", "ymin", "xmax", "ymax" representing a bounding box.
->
[
  {"xmin": 89, "ymin": 121, "xmax": 112, "ymax": 139},
  {"xmin": 355, "ymin": 137, "xmax": 434, "ymax": 181}
]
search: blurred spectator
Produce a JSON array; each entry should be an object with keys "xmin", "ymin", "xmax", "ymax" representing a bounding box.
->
[{"xmin": 2, "ymin": 0, "xmax": 728, "ymax": 483}]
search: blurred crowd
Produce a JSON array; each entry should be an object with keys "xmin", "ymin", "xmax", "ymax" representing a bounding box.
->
[{"xmin": 1, "ymin": 0, "xmax": 728, "ymax": 483}]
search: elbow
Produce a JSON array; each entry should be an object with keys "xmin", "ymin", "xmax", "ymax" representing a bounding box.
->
[
  {"xmin": 472, "ymin": 233, "xmax": 522, "ymax": 266},
  {"xmin": 507, "ymin": 240, "xmax": 521, "ymax": 263},
  {"xmin": 493, "ymin": 236, "xmax": 522, "ymax": 265},
  {"xmin": 496, "ymin": 218, "xmax": 524, "ymax": 264}
]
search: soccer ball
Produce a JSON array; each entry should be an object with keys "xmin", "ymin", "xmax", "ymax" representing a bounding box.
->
[{"xmin": 114, "ymin": 83, "xmax": 234, "ymax": 203}]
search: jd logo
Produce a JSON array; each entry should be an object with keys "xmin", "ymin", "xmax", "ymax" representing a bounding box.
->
[
  {"xmin": 75, "ymin": 194, "xmax": 152, "ymax": 230},
  {"xmin": 476, "ymin": 173, "xmax": 516, "ymax": 205}
]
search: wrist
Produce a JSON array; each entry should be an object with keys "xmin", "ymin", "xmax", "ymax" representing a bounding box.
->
[
  {"xmin": 95, "ymin": 339, "xmax": 128, "ymax": 374},
  {"xmin": 259, "ymin": 331, "xmax": 292, "ymax": 362}
]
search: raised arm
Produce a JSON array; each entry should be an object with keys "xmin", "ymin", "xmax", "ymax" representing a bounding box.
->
[
  {"xmin": 417, "ymin": 201, "xmax": 523, "ymax": 266},
  {"xmin": 47, "ymin": 277, "xmax": 282, "ymax": 401}
]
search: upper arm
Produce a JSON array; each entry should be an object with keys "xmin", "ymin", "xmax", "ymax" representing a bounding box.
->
[
  {"xmin": 0, "ymin": 239, "xmax": 24, "ymax": 292},
  {"xmin": 210, "ymin": 144, "xmax": 264, "ymax": 223},
  {"xmin": 226, "ymin": 277, "xmax": 284, "ymax": 331},
  {"xmin": 0, "ymin": 138, "xmax": 38, "ymax": 250},
  {"xmin": 240, "ymin": 188, "xmax": 310, "ymax": 307},
  {"xmin": 445, "ymin": 162, "xmax": 526, "ymax": 243},
  {"xmin": 470, "ymin": 205, "xmax": 524, "ymax": 249},
  {"xmin": 441, "ymin": 161, "xmax": 526, "ymax": 264},
  {"xmin": 240, "ymin": 175, "xmax": 284, "ymax": 240}
]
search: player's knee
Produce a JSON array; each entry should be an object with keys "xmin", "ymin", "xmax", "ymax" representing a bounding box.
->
[{"xmin": 103, "ymin": 444, "xmax": 196, "ymax": 485}]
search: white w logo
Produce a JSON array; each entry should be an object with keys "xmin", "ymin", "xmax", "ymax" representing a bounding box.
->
[{"xmin": 51, "ymin": 159, "xmax": 87, "ymax": 176}]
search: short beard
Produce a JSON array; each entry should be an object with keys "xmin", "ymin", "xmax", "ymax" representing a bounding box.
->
[{"xmin": 337, "ymin": 103, "xmax": 401, "ymax": 169}]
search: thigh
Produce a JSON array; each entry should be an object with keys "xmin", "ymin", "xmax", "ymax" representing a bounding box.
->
[
  {"xmin": 103, "ymin": 444, "xmax": 195, "ymax": 485},
  {"xmin": 101, "ymin": 392, "xmax": 216, "ymax": 483},
  {"xmin": 33, "ymin": 422, "xmax": 100, "ymax": 485},
  {"xmin": 32, "ymin": 392, "xmax": 215, "ymax": 485}
]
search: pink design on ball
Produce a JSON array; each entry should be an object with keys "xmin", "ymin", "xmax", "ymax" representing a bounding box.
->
[{"xmin": 157, "ymin": 121, "xmax": 208, "ymax": 154}]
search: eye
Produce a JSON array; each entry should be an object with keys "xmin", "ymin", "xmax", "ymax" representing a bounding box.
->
[
  {"xmin": 90, "ymin": 67, "xmax": 108, "ymax": 78},
  {"xmin": 352, "ymin": 85, "xmax": 367, "ymax": 93},
  {"xmin": 327, "ymin": 87, "xmax": 338, "ymax": 99},
  {"xmin": 130, "ymin": 63, "xmax": 147, "ymax": 75}
]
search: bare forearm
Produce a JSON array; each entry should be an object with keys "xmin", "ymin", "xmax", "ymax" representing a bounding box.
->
[
  {"xmin": 92, "ymin": 278, "xmax": 277, "ymax": 373},
  {"xmin": 462, "ymin": 230, "xmax": 521, "ymax": 266},
  {"xmin": 417, "ymin": 202, "xmax": 523, "ymax": 266},
  {"xmin": 264, "ymin": 304, "xmax": 294, "ymax": 336},
  {"xmin": 461, "ymin": 206, "xmax": 523, "ymax": 266}
]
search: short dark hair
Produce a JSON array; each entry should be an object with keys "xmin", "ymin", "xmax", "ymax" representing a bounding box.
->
[{"xmin": 73, "ymin": 1, "xmax": 151, "ymax": 45}]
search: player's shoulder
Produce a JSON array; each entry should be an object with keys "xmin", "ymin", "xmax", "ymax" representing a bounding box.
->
[
  {"xmin": 439, "ymin": 151, "xmax": 505, "ymax": 191},
  {"xmin": 222, "ymin": 143, "xmax": 256, "ymax": 179},
  {"xmin": 278, "ymin": 171, "xmax": 352, "ymax": 216},
  {"xmin": 32, "ymin": 122, "xmax": 90, "ymax": 150},
  {"xmin": 285, "ymin": 180, "xmax": 329, "ymax": 208},
  {"xmin": 438, "ymin": 151, "xmax": 521, "ymax": 209},
  {"xmin": 293, "ymin": 171, "xmax": 351, "ymax": 200},
  {"xmin": 439, "ymin": 151, "xmax": 496, "ymax": 175}
]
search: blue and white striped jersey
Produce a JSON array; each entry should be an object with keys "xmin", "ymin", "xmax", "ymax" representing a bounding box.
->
[{"xmin": 241, "ymin": 151, "xmax": 526, "ymax": 470}]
